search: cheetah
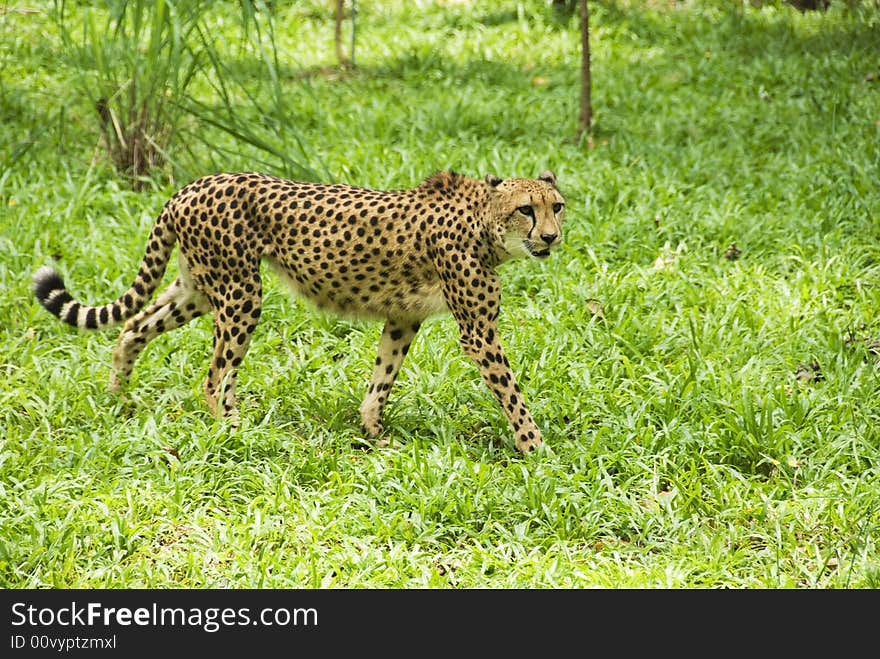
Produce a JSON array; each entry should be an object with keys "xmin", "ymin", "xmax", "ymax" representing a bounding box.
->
[{"xmin": 32, "ymin": 170, "xmax": 565, "ymax": 453}]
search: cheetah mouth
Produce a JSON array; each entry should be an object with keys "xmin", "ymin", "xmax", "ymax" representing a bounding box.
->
[{"xmin": 525, "ymin": 244, "xmax": 552, "ymax": 258}]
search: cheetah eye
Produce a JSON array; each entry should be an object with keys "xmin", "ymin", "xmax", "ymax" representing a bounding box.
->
[
  {"xmin": 553, "ymin": 202, "xmax": 564, "ymax": 214},
  {"xmin": 517, "ymin": 206, "xmax": 534, "ymax": 217}
]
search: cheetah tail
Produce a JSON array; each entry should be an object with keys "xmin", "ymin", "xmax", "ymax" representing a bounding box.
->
[{"xmin": 31, "ymin": 213, "xmax": 177, "ymax": 330}]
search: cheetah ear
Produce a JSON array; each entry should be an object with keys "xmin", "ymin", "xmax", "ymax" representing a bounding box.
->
[
  {"xmin": 484, "ymin": 174, "xmax": 503, "ymax": 187},
  {"xmin": 538, "ymin": 170, "xmax": 557, "ymax": 187}
]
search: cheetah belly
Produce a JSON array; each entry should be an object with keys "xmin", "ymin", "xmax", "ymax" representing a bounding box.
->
[
  {"xmin": 330, "ymin": 278, "xmax": 448, "ymax": 320},
  {"xmin": 397, "ymin": 280, "xmax": 447, "ymax": 319},
  {"xmin": 342, "ymin": 279, "xmax": 447, "ymax": 320},
  {"xmin": 266, "ymin": 258, "xmax": 447, "ymax": 321}
]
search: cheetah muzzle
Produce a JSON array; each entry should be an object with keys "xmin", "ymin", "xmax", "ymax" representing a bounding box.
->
[{"xmin": 32, "ymin": 170, "xmax": 566, "ymax": 454}]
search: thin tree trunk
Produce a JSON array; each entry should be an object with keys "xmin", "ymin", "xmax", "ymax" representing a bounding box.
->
[
  {"xmin": 577, "ymin": 0, "xmax": 592, "ymax": 140},
  {"xmin": 350, "ymin": 0, "xmax": 357, "ymax": 68},
  {"xmin": 334, "ymin": 0, "xmax": 348, "ymax": 67}
]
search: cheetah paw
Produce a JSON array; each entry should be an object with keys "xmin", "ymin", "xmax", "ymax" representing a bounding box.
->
[{"xmin": 515, "ymin": 436, "xmax": 544, "ymax": 455}]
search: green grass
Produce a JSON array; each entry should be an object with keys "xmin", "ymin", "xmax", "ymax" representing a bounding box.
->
[{"xmin": 1, "ymin": 0, "xmax": 879, "ymax": 588}]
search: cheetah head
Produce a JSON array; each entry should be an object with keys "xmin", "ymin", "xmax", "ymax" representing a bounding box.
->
[{"xmin": 485, "ymin": 171, "xmax": 565, "ymax": 260}]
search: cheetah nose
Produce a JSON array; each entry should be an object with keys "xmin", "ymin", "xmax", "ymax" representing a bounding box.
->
[{"xmin": 540, "ymin": 233, "xmax": 558, "ymax": 245}]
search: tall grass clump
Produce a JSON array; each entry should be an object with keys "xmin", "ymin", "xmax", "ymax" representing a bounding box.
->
[
  {"xmin": 52, "ymin": 0, "xmax": 323, "ymax": 189},
  {"xmin": 184, "ymin": 0, "xmax": 327, "ymax": 182},
  {"xmin": 53, "ymin": 0, "xmax": 206, "ymax": 188}
]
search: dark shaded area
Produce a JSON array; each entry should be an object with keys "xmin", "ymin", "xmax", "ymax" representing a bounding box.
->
[{"xmin": 787, "ymin": 0, "xmax": 831, "ymax": 10}]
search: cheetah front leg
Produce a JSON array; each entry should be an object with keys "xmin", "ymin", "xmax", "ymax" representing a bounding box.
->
[
  {"xmin": 457, "ymin": 321, "xmax": 543, "ymax": 454},
  {"xmin": 440, "ymin": 259, "xmax": 543, "ymax": 454},
  {"xmin": 360, "ymin": 318, "xmax": 420, "ymax": 446}
]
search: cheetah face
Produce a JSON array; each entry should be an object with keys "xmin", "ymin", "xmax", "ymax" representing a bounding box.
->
[{"xmin": 487, "ymin": 171, "xmax": 565, "ymax": 260}]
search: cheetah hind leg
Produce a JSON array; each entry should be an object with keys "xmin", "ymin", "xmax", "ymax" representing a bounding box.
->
[
  {"xmin": 358, "ymin": 319, "xmax": 420, "ymax": 448},
  {"xmin": 201, "ymin": 278, "xmax": 262, "ymax": 429},
  {"xmin": 110, "ymin": 276, "xmax": 211, "ymax": 393}
]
